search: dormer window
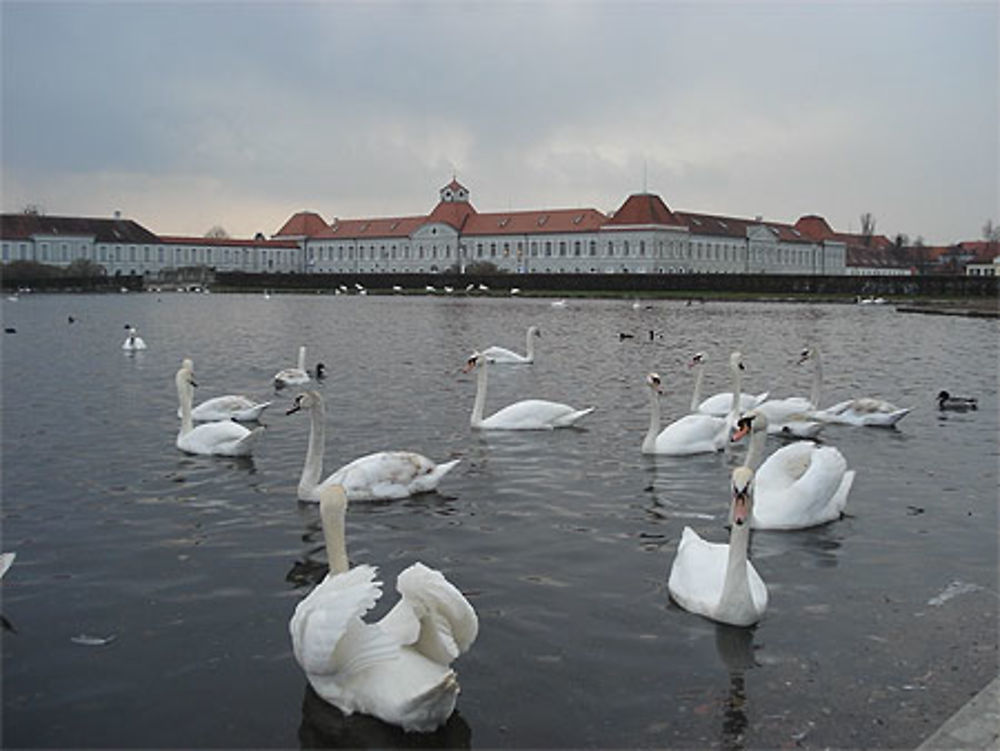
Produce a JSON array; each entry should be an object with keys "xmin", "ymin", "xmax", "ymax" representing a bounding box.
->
[
  {"xmin": 498, "ymin": 217, "xmax": 510, "ymax": 228},
  {"xmin": 537, "ymin": 215, "xmax": 549, "ymax": 226}
]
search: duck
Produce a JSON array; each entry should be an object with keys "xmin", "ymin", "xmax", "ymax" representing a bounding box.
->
[
  {"xmin": 641, "ymin": 373, "xmax": 730, "ymax": 456},
  {"xmin": 462, "ymin": 352, "xmax": 594, "ymax": 430},
  {"xmin": 275, "ymin": 346, "xmax": 325, "ymax": 388},
  {"xmin": 122, "ymin": 325, "xmax": 147, "ymax": 351},
  {"xmin": 174, "ymin": 361, "xmax": 271, "ymax": 422},
  {"xmin": 286, "ymin": 391, "xmax": 459, "ymax": 502},
  {"xmin": 175, "ymin": 361, "xmax": 263, "ymax": 456},
  {"xmin": 480, "ymin": 326, "xmax": 541, "ymax": 364},
  {"xmin": 290, "ymin": 484, "xmax": 478, "ymax": 733},
  {"xmin": 688, "ymin": 351, "xmax": 769, "ymax": 417},
  {"xmin": 731, "ymin": 409, "xmax": 855, "ymax": 530},
  {"xmin": 937, "ymin": 390, "xmax": 978, "ymax": 411},
  {"xmin": 800, "ymin": 347, "xmax": 911, "ymax": 427},
  {"xmin": 667, "ymin": 466, "xmax": 768, "ymax": 627}
]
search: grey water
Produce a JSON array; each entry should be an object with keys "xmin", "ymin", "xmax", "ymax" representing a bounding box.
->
[{"xmin": 1, "ymin": 291, "xmax": 997, "ymax": 749}]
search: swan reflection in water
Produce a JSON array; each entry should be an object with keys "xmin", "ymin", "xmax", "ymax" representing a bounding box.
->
[
  {"xmin": 299, "ymin": 683, "xmax": 471, "ymax": 749},
  {"xmin": 714, "ymin": 624, "xmax": 758, "ymax": 751}
]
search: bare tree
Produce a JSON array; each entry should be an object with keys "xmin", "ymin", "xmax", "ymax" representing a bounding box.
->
[
  {"xmin": 859, "ymin": 212, "xmax": 876, "ymax": 246},
  {"xmin": 983, "ymin": 220, "xmax": 1000, "ymax": 255},
  {"xmin": 205, "ymin": 225, "xmax": 229, "ymax": 239}
]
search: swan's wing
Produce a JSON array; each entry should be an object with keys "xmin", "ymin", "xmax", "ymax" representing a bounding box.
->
[
  {"xmin": 179, "ymin": 420, "xmax": 261, "ymax": 456},
  {"xmin": 479, "ymin": 345, "xmax": 526, "ymax": 363},
  {"xmin": 290, "ymin": 565, "xmax": 397, "ymax": 678},
  {"xmin": 378, "ymin": 563, "xmax": 479, "ymax": 666},
  {"xmin": 667, "ymin": 527, "xmax": 727, "ymax": 617},
  {"xmin": 483, "ymin": 399, "xmax": 591, "ymax": 429},
  {"xmin": 757, "ymin": 397, "xmax": 814, "ymax": 424},
  {"xmin": 755, "ymin": 444, "xmax": 850, "ymax": 528},
  {"xmin": 324, "ymin": 452, "xmax": 451, "ymax": 500},
  {"xmin": 655, "ymin": 413, "xmax": 726, "ymax": 454},
  {"xmin": 0, "ymin": 552, "xmax": 15, "ymax": 580}
]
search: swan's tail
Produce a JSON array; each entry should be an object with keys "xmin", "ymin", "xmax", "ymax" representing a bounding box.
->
[
  {"xmin": 555, "ymin": 406, "xmax": 596, "ymax": 428},
  {"xmin": 881, "ymin": 408, "xmax": 911, "ymax": 427},
  {"xmin": 231, "ymin": 426, "xmax": 265, "ymax": 456},
  {"xmin": 410, "ymin": 459, "xmax": 461, "ymax": 494}
]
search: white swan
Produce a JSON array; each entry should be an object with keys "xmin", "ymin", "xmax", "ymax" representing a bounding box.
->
[
  {"xmin": 689, "ymin": 352, "xmax": 769, "ymax": 417},
  {"xmin": 175, "ymin": 362, "xmax": 263, "ymax": 456},
  {"xmin": 462, "ymin": 352, "xmax": 594, "ymax": 430},
  {"xmin": 287, "ymin": 391, "xmax": 460, "ymax": 502},
  {"xmin": 290, "ymin": 484, "xmax": 478, "ymax": 732},
  {"xmin": 800, "ymin": 347, "xmax": 911, "ymax": 427},
  {"xmin": 480, "ymin": 325, "xmax": 540, "ymax": 364},
  {"xmin": 642, "ymin": 352, "xmax": 745, "ymax": 455},
  {"xmin": 174, "ymin": 359, "xmax": 271, "ymax": 422},
  {"xmin": 667, "ymin": 466, "xmax": 768, "ymax": 627},
  {"xmin": 753, "ymin": 348, "xmax": 825, "ymax": 438},
  {"xmin": 122, "ymin": 325, "xmax": 147, "ymax": 351},
  {"xmin": 642, "ymin": 373, "xmax": 729, "ymax": 455},
  {"xmin": 732, "ymin": 409, "xmax": 855, "ymax": 530},
  {"xmin": 275, "ymin": 346, "xmax": 325, "ymax": 388}
]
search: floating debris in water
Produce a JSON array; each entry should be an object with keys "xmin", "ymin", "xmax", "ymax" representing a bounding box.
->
[
  {"xmin": 927, "ymin": 580, "xmax": 982, "ymax": 606},
  {"xmin": 71, "ymin": 633, "xmax": 117, "ymax": 646}
]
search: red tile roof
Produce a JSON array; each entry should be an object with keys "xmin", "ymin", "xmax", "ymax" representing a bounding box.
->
[
  {"xmin": 463, "ymin": 207, "xmax": 606, "ymax": 236},
  {"xmin": 426, "ymin": 199, "xmax": 477, "ymax": 231},
  {"xmin": 677, "ymin": 211, "xmax": 814, "ymax": 244},
  {"xmin": 316, "ymin": 215, "xmax": 427, "ymax": 239},
  {"xmin": 605, "ymin": 193, "xmax": 683, "ymax": 228},
  {"xmin": 273, "ymin": 211, "xmax": 328, "ymax": 238}
]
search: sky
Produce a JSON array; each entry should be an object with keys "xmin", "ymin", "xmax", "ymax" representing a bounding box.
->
[{"xmin": 1, "ymin": 1, "xmax": 996, "ymax": 246}]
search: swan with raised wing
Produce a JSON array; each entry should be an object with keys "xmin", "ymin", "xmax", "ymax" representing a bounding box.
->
[
  {"xmin": 667, "ymin": 466, "xmax": 768, "ymax": 626},
  {"xmin": 731, "ymin": 409, "xmax": 855, "ymax": 530},
  {"xmin": 290, "ymin": 484, "xmax": 478, "ymax": 732},
  {"xmin": 287, "ymin": 391, "xmax": 459, "ymax": 502},
  {"xmin": 462, "ymin": 352, "xmax": 594, "ymax": 429},
  {"xmin": 689, "ymin": 352, "xmax": 768, "ymax": 417},
  {"xmin": 800, "ymin": 347, "xmax": 911, "ymax": 427},
  {"xmin": 480, "ymin": 325, "xmax": 541, "ymax": 364},
  {"xmin": 175, "ymin": 360, "xmax": 263, "ymax": 456}
]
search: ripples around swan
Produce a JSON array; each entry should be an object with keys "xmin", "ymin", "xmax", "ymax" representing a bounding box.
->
[{"xmin": 1, "ymin": 293, "xmax": 996, "ymax": 748}]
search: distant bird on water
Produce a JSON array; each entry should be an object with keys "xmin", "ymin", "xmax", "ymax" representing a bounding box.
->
[
  {"xmin": 122, "ymin": 324, "xmax": 147, "ymax": 350},
  {"xmin": 937, "ymin": 390, "xmax": 978, "ymax": 411}
]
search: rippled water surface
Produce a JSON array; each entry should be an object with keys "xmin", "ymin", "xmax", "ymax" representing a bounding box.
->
[{"xmin": 2, "ymin": 292, "xmax": 997, "ymax": 749}]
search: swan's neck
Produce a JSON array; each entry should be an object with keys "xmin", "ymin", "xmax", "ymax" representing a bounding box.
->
[
  {"xmin": 719, "ymin": 522, "xmax": 754, "ymax": 619},
  {"xmin": 177, "ymin": 377, "xmax": 194, "ymax": 436},
  {"xmin": 743, "ymin": 425, "xmax": 767, "ymax": 471},
  {"xmin": 320, "ymin": 490, "xmax": 349, "ymax": 574},
  {"xmin": 297, "ymin": 346, "xmax": 307, "ymax": 372},
  {"xmin": 525, "ymin": 330, "xmax": 536, "ymax": 362},
  {"xmin": 471, "ymin": 363, "xmax": 488, "ymax": 427},
  {"xmin": 810, "ymin": 350, "xmax": 823, "ymax": 409},
  {"xmin": 690, "ymin": 364, "xmax": 705, "ymax": 412},
  {"xmin": 642, "ymin": 387, "xmax": 662, "ymax": 453},
  {"xmin": 299, "ymin": 399, "xmax": 326, "ymax": 496},
  {"xmin": 729, "ymin": 361, "xmax": 743, "ymax": 419}
]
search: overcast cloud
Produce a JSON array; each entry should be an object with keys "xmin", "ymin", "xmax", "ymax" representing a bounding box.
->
[{"xmin": 2, "ymin": 1, "xmax": 996, "ymax": 244}]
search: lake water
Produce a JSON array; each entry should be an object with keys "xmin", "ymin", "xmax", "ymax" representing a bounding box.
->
[{"xmin": 2, "ymin": 291, "xmax": 997, "ymax": 749}]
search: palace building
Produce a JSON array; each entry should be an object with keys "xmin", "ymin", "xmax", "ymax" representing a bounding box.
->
[
  {"xmin": 3, "ymin": 179, "xmax": 858, "ymax": 278},
  {"xmin": 276, "ymin": 179, "xmax": 848, "ymax": 276}
]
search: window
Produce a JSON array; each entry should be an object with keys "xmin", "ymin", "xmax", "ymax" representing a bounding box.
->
[
  {"xmin": 530, "ymin": 241, "xmax": 538, "ymax": 257},
  {"xmin": 544, "ymin": 241, "xmax": 552, "ymax": 257},
  {"xmin": 490, "ymin": 243, "xmax": 496, "ymax": 257},
  {"xmin": 574, "ymin": 240, "xmax": 581, "ymax": 256},
  {"xmin": 559, "ymin": 241, "xmax": 566, "ymax": 256},
  {"xmin": 639, "ymin": 240, "xmax": 645, "ymax": 257},
  {"xmin": 623, "ymin": 241, "xmax": 630, "ymax": 257},
  {"xmin": 607, "ymin": 241, "xmax": 614, "ymax": 256},
  {"xmin": 589, "ymin": 240, "xmax": 596, "ymax": 256}
]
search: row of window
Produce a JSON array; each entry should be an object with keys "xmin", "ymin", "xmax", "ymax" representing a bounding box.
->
[{"xmin": 0, "ymin": 242, "xmax": 298, "ymax": 269}]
